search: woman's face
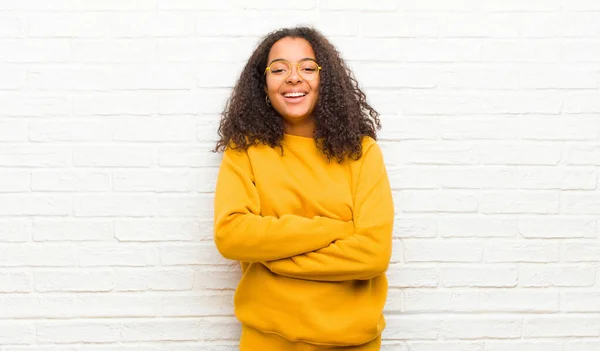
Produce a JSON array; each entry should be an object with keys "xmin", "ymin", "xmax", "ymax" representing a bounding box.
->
[{"xmin": 265, "ymin": 37, "xmax": 320, "ymax": 129}]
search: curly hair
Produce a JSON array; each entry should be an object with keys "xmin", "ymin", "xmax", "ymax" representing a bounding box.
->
[{"xmin": 214, "ymin": 26, "xmax": 381, "ymax": 163}]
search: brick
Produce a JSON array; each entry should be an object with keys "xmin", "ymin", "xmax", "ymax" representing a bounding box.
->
[
  {"xmin": 31, "ymin": 170, "xmax": 110, "ymax": 192},
  {"xmin": 482, "ymin": 40, "xmax": 561, "ymax": 62},
  {"xmin": 0, "ymin": 40, "xmax": 71, "ymax": 62},
  {"xmin": 0, "ymin": 195, "xmax": 71, "ymax": 216},
  {"xmin": 0, "ymin": 94, "xmax": 68, "ymax": 116},
  {"xmin": 353, "ymin": 64, "xmax": 436, "ymax": 89},
  {"xmin": 565, "ymin": 143, "xmax": 600, "ymax": 165},
  {"xmin": 516, "ymin": 167, "xmax": 598, "ymax": 190},
  {"xmin": 384, "ymin": 289, "xmax": 403, "ymax": 312},
  {"xmin": 36, "ymin": 321, "xmax": 120, "ymax": 343},
  {"xmin": 113, "ymin": 170, "xmax": 194, "ymax": 193},
  {"xmin": 360, "ymin": 15, "xmax": 438, "ymax": 37},
  {"xmin": 378, "ymin": 116, "xmax": 439, "ymax": 141},
  {"xmin": 0, "ymin": 271, "xmax": 30, "ymax": 292},
  {"xmin": 393, "ymin": 215, "xmax": 437, "ymax": 238},
  {"xmin": 157, "ymin": 0, "xmax": 235, "ymax": 10},
  {"xmin": 439, "ymin": 316, "xmax": 521, "ymax": 339},
  {"xmin": 0, "ymin": 66, "xmax": 26, "ymax": 89},
  {"xmin": 481, "ymin": 191, "xmax": 559, "ymax": 214},
  {"xmin": 0, "ymin": 219, "xmax": 31, "ymax": 242},
  {"xmin": 481, "ymin": 92, "xmax": 563, "ymax": 114},
  {"xmin": 72, "ymin": 40, "xmax": 156, "ymax": 63},
  {"xmin": 109, "ymin": 13, "xmax": 194, "ymax": 37},
  {"xmin": 441, "ymin": 266, "xmax": 517, "ymax": 287},
  {"xmin": 480, "ymin": 290, "xmax": 559, "ymax": 312},
  {"xmin": 562, "ymin": 292, "xmax": 600, "ymax": 312},
  {"xmin": 523, "ymin": 315, "xmax": 600, "ymax": 337},
  {"xmin": 563, "ymin": 40, "xmax": 600, "ymax": 63},
  {"xmin": 387, "ymin": 166, "xmax": 438, "ymax": 190},
  {"xmin": 3, "ymin": 0, "xmax": 73, "ymax": 11},
  {"xmin": 485, "ymin": 240, "xmax": 560, "ymax": 263},
  {"xmin": 0, "ymin": 146, "xmax": 71, "ymax": 167},
  {"xmin": 439, "ymin": 216, "xmax": 518, "ymax": 238},
  {"xmin": 27, "ymin": 68, "xmax": 109, "ymax": 90},
  {"xmin": 439, "ymin": 13, "xmax": 520, "ymax": 38},
  {"xmin": 112, "ymin": 117, "xmax": 196, "ymax": 142},
  {"xmin": 563, "ymin": 92, "xmax": 600, "ymax": 113},
  {"xmin": 73, "ymin": 146, "xmax": 156, "ymax": 167},
  {"xmin": 562, "ymin": 242, "xmax": 600, "ymax": 262},
  {"xmin": 160, "ymin": 291, "xmax": 234, "ymax": 317},
  {"xmin": 73, "ymin": 195, "xmax": 158, "ymax": 217},
  {"xmin": 397, "ymin": 190, "xmax": 478, "ymax": 213},
  {"xmin": 519, "ymin": 264, "xmax": 595, "ymax": 287},
  {"xmin": 158, "ymin": 91, "xmax": 230, "ymax": 115},
  {"xmin": 29, "ymin": 120, "xmax": 113, "ymax": 142},
  {"xmin": 399, "ymin": 93, "xmax": 481, "ymax": 115},
  {"xmin": 561, "ymin": 193, "xmax": 600, "ymax": 214},
  {"xmin": 115, "ymin": 219, "xmax": 201, "ymax": 242},
  {"xmin": 403, "ymin": 289, "xmax": 480, "ymax": 312},
  {"xmin": 520, "ymin": 68, "xmax": 599, "ymax": 89},
  {"xmin": 394, "ymin": 141, "xmax": 478, "ymax": 165},
  {"xmin": 320, "ymin": 0, "xmax": 396, "ymax": 11},
  {"xmin": 194, "ymin": 12, "xmax": 293, "ymax": 37},
  {"xmin": 73, "ymin": 92, "xmax": 158, "ymax": 115},
  {"xmin": 409, "ymin": 341, "xmax": 484, "ymax": 351},
  {"xmin": 197, "ymin": 167, "xmax": 219, "ymax": 193},
  {"xmin": 439, "ymin": 167, "xmax": 518, "ymax": 189},
  {"xmin": 160, "ymin": 243, "xmax": 231, "ymax": 266},
  {"xmin": 77, "ymin": 244, "xmax": 158, "ymax": 267},
  {"xmin": 33, "ymin": 219, "xmax": 114, "ymax": 242},
  {"xmin": 157, "ymin": 38, "xmax": 255, "ymax": 63},
  {"xmin": 314, "ymin": 12, "xmax": 359, "ymax": 37},
  {"xmin": 193, "ymin": 266, "xmax": 240, "ymax": 290},
  {"xmin": 114, "ymin": 268, "xmax": 194, "ymax": 291},
  {"xmin": 518, "ymin": 216, "xmax": 597, "ymax": 238},
  {"xmin": 0, "ymin": 170, "xmax": 29, "ymax": 192},
  {"xmin": 402, "ymin": 39, "xmax": 482, "ymax": 62},
  {"xmin": 566, "ymin": 341, "xmax": 600, "ymax": 351},
  {"xmin": 387, "ymin": 264, "xmax": 438, "ymax": 288},
  {"xmin": 0, "ymin": 15, "xmax": 23, "ymax": 38},
  {"xmin": 486, "ymin": 341, "xmax": 563, "ymax": 351},
  {"xmin": 157, "ymin": 194, "xmax": 213, "ymax": 218},
  {"xmin": 33, "ymin": 270, "xmax": 114, "ymax": 292},
  {"xmin": 439, "ymin": 117, "xmax": 519, "ymax": 139},
  {"xmin": 28, "ymin": 13, "xmax": 110, "ymax": 37},
  {"xmin": 0, "ymin": 322, "xmax": 35, "ymax": 345},
  {"xmin": 74, "ymin": 0, "xmax": 158, "ymax": 11},
  {"xmin": 0, "ymin": 244, "xmax": 77, "ymax": 267},
  {"xmin": 384, "ymin": 315, "xmax": 440, "ymax": 340},
  {"xmin": 404, "ymin": 239, "xmax": 483, "ymax": 262}
]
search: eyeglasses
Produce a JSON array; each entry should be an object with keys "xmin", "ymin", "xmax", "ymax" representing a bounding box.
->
[{"xmin": 264, "ymin": 58, "xmax": 322, "ymax": 81}]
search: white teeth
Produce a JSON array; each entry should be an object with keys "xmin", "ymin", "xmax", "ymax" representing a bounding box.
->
[{"xmin": 284, "ymin": 92, "xmax": 306, "ymax": 98}]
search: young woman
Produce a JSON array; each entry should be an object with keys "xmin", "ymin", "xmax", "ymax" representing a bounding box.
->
[{"xmin": 213, "ymin": 27, "xmax": 394, "ymax": 350}]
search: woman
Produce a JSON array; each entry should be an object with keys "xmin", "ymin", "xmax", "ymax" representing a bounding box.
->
[{"xmin": 213, "ymin": 26, "xmax": 394, "ymax": 350}]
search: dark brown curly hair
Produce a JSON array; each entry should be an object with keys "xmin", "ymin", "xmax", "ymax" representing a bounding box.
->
[{"xmin": 214, "ymin": 26, "xmax": 381, "ymax": 163}]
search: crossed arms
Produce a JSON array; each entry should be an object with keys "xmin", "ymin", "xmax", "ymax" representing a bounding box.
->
[{"xmin": 213, "ymin": 142, "xmax": 394, "ymax": 281}]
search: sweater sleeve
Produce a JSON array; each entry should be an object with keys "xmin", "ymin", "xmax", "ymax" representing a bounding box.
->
[
  {"xmin": 213, "ymin": 147, "xmax": 355, "ymax": 262},
  {"xmin": 263, "ymin": 141, "xmax": 394, "ymax": 281}
]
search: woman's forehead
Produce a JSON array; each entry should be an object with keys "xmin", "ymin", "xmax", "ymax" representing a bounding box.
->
[{"xmin": 268, "ymin": 37, "xmax": 316, "ymax": 62}]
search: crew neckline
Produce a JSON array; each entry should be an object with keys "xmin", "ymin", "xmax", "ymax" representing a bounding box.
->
[{"xmin": 283, "ymin": 133, "xmax": 314, "ymax": 140}]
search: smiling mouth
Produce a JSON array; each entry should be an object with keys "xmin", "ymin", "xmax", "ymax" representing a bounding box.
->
[{"xmin": 283, "ymin": 92, "xmax": 307, "ymax": 98}]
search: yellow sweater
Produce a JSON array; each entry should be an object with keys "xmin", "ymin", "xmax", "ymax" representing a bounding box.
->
[{"xmin": 213, "ymin": 134, "xmax": 394, "ymax": 349}]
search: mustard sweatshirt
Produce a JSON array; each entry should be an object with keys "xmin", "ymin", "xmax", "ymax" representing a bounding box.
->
[{"xmin": 213, "ymin": 134, "xmax": 394, "ymax": 349}]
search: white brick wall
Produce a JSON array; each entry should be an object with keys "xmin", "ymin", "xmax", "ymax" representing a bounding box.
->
[{"xmin": 0, "ymin": 0, "xmax": 599, "ymax": 349}]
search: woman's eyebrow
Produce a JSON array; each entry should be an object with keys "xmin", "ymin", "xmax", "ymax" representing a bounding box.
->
[{"xmin": 267, "ymin": 57, "xmax": 316, "ymax": 65}]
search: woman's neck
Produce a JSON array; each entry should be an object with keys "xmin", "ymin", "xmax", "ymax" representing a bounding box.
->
[{"xmin": 283, "ymin": 119, "xmax": 315, "ymax": 137}]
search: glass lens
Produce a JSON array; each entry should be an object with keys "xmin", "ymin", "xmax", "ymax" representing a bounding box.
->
[
  {"xmin": 298, "ymin": 60, "xmax": 319, "ymax": 80},
  {"xmin": 268, "ymin": 61, "xmax": 291, "ymax": 77}
]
